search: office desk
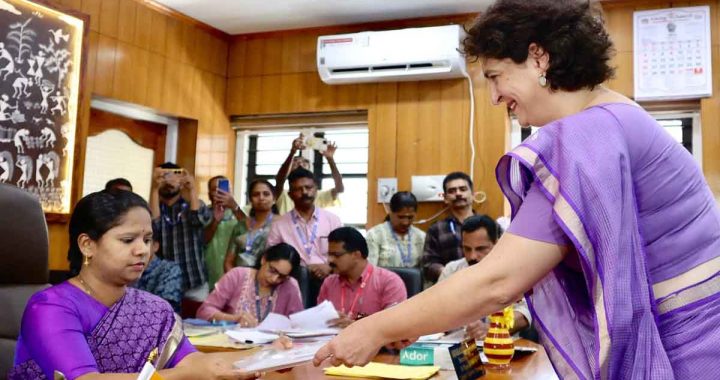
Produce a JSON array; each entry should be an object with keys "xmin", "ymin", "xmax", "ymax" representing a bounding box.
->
[{"xmin": 202, "ymin": 339, "xmax": 559, "ymax": 380}]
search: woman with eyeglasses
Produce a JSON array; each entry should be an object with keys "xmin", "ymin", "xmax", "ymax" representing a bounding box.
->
[{"xmin": 197, "ymin": 243, "xmax": 303, "ymax": 327}]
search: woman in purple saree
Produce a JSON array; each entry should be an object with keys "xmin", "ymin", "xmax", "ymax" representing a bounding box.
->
[
  {"xmin": 312, "ymin": 1, "xmax": 720, "ymax": 379},
  {"xmin": 10, "ymin": 190, "xmax": 260, "ymax": 380}
]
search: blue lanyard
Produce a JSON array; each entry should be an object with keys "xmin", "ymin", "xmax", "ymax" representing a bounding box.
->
[
  {"xmin": 387, "ymin": 221, "xmax": 412, "ymax": 266},
  {"xmin": 254, "ymin": 281, "xmax": 275, "ymax": 321},
  {"xmin": 161, "ymin": 202, "xmax": 188, "ymax": 227},
  {"xmin": 291, "ymin": 210, "xmax": 319, "ymax": 258},
  {"xmin": 245, "ymin": 214, "xmax": 273, "ymax": 253}
]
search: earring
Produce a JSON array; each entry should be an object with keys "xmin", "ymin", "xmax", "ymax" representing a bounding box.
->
[
  {"xmin": 538, "ymin": 73, "xmax": 549, "ymax": 88},
  {"xmin": 83, "ymin": 255, "xmax": 89, "ymax": 266}
]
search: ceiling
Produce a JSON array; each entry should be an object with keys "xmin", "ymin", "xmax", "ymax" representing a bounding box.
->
[{"xmin": 152, "ymin": 0, "xmax": 493, "ymax": 35}]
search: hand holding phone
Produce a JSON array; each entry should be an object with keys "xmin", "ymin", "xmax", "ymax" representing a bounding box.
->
[{"xmin": 305, "ymin": 136, "xmax": 328, "ymax": 152}]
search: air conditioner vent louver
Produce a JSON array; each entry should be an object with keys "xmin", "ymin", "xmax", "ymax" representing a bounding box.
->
[{"xmin": 317, "ymin": 25, "xmax": 466, "ymax": 84}]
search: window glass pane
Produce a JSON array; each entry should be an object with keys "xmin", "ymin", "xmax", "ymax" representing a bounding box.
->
[
  {"xmin": 663, "ymin": 126, "xmax": 683, "ymax": 144},
  {"xmin": 254, "ymin": 164, "xmax": 282, "ymax": 176},
  {"xmin": 256, "ymin": 133, "xmax": 299, "ymax": 150},
  {"xmin": 322, "ymin": 177, "xmax": 367, "ymax": 225},
  {"xmin": 324, "ymin": 129, "xmax": 369, "ymax": 149},
  {"xmin": 255, "ymin": 150, "xmax": 291, "ymax": 165},
  {"xmin": 322, "ymin": 163, "xmax": 368, "ymax": 174}
]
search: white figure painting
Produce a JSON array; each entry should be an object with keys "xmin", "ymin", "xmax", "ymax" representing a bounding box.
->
[
  {"xmin": 13, "ymin": 128, "xmax": 28, "ymax": 153},
  {"xmin": 49, "ymin": 28, "xmax": 69, "ymax": 45},
  {"xmin": 0, "ymin": 42, "xmax": 14, "ymax": 80},
  {"xmin": 50, "ymin": 91, "xmax": 66, "ymax": 115},
  {"xmin": 40, "ymin": 126, "xmax": 55, "ymax": 148},
  {"xmin": 60, "ymin": 122, "xmax": 69, "ymax": 156},
  {"xmin": 30, "ymin": 50, "xmax": 45, "ymax": 82},
  {"xmin": 35, "ymin": 153, "xmax": 43, "ymax": 187},
  {"xmin": 39, "ymin": 80, "xmax": 53, "ymax": 113},
  {"xmin": 12, "ymin": 75, "xmax": 32, "ymax": 98},
  {"xmin": 0, "ymin": 0, "xmax": 22, "ymax": 16},
  {"xmin": 0, "ymin": 93, "xmax": 17, "ymax": 121},
  {"xmin": 15, "ymin": 155, "xmax": 31, "ymax": 188},
  {"xmin": 0, "ymin": 151, "xmax": 13, "ymax": 183},
  {"xmin": 38, "ymin": 151, "xmax": 58, "ymax": 188}
]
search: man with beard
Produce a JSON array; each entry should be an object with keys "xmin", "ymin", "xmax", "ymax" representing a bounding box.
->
[
  {"xmin": 318, "ymin": 227, "xmax": 406, "ymax": 328},
  {"xmin": 150, "ymin": 162, "xmax": 212, "ymax": 313},
  {"xmin": 438, "ymin": 215, "xmax": 530, "ymax": 340},
  {"xmin": 267, "ymin": 168, "xmax": 342, "ymax": 304},
  {"xmin": 422, "ymin": 171, "xmax": 477, "ymax": 283}
]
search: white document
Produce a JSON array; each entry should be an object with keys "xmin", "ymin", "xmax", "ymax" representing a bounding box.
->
[
  {"xmin": 233, "ymin": 341, "xmax": 326, "ymax": 372},
  {"xmin": 225, "ymin": 329, "xmax": 279, "ymax": 344},
  {"xmin": 288, "ymin": 300, "xmax": 339, "ymax": 330},
  {"xmin": 257, "ymin": 312, "xmax": 293, "ymax": 331}
]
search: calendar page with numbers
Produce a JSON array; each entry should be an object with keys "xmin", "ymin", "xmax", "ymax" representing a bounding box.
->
[{"xmin": 633, "ymin": 6, "xmax": 712, "ymax": 101}]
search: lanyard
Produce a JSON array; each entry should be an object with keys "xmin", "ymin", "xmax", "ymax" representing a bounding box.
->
[
  {"xmin": 291, "ymin": 210, "xmax": 318, "ymax": 258},
  {"xmin": 245, "ymin": 214, "xmax": 273, "ymax": 252},
  {"xmin": 449, "ymin": 220, "xmax": 459, "ymax": 241},
  {"xmin": 387, "ymin": 221, "xmax": 412, "ymax": 266},
  {"xmin": 254, "ymin": 280, "xmax": 275, "ymax": 321},
  {"xmin": 161, "ymin": 202, "xmax": 187, "ymax": 227},
  {"xmin": 340, "ymin": 265, "xmax": 374, "ymax": 319}
]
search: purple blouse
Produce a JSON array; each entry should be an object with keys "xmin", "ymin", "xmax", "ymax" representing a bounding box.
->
[
  {"xmin": 196, "ymin": 267, "xmax": 304, "ymax": 321},
  {"xmin": 13, "ymin": 282, "xmax": 195, "ymax": 380}
]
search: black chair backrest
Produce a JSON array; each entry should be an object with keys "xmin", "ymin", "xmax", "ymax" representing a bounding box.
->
[
  {"xmin": 0, "ymin": 183, "xmax": 49, "ymax": 377},
  {"xmin": 386, "ymin": 267, "xmax": 423, "ymax": 298},
  {"xmin": 292, "ymin": 266, "xmax": 323, "ymax": 309}
]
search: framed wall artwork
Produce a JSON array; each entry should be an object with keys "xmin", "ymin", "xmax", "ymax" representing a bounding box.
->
[{"xmin": 0, "ymin": 0, "xmax": 86, "ymax": 215}]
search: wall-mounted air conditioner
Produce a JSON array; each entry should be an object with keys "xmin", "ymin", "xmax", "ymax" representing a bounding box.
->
[{"xmin": 317, "ymin": 24, "xmax": 467, "ymax": 85}]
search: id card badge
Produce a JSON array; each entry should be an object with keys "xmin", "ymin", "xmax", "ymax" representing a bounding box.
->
[{"xmin": 449, "ymin": 337, "xmax": 486, "ymax": 379}]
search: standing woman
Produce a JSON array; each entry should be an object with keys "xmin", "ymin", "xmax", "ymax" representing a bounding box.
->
[
  {"xmin": 198, "ymin": 243, "xmax": 304, "ymax": 327},
  {"xmin": 313, "ymin": 1, "xmax": 720, "ymax": 379},
  {"xmin": 366, "ymin": 192, "xmax": 426, "ymax": 268},
  {"xmin": 11, "ymin": 190, "xmax": 259, "ymax": 379},
  {"xmin": 224, "ymin": 179, "xmax": 277, "ymax": 270}
]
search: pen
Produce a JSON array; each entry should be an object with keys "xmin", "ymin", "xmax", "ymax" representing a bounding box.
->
[{"xmin": 244, "ymin": 340, "xmax": 254, "ymax": 344}]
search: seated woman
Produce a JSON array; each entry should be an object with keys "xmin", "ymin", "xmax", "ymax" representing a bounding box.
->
[
  {"xmin": 366, "ymin": 191, "xmax": 426, "ymax": 268},
  {"xmin": 10, "ymin": 190, "xmax": 259, "ymax": 379},
  {"xmin": 224, "ymin": 179, "xmax": 277, "ymax": 270},
  {"xmin": 198, "ymin": 243, "xmax": 303, "ymax": 327}
]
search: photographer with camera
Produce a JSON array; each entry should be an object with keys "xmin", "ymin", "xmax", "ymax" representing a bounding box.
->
[
  {"xmin": 150, "ymin": 162, "xmax": 212, "ymax": 316},
  {"xmin": 273, "ymin": 133, "xmax": 345, "ymax": 215}
]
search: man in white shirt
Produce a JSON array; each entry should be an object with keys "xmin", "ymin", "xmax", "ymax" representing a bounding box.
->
[{"xmin": 439, "ymin": 214, "xmax": 531, "ymax": 340}]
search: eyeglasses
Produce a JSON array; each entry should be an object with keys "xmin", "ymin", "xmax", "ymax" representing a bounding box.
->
[
  {"xmin": 266, "ymin": 264, "xmax": 291, "ymax": 281},
  {"xmin": 327, "ymin": 250, "xmax": 351, "ymax": 259}
]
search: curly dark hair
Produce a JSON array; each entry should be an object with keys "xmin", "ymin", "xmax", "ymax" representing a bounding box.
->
[{"xmin": 463, "ymin": 0, "xmax": 615, "ymax": 91}]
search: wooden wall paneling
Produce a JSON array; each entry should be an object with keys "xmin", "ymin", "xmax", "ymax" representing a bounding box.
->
[
  {"xmin": 315, "ymin": 80, "xmax": 339, "ymax": 112},
  {"xmin": 244, "ymin": 38, "xmax": 265, "ymax": 76},
  {"xmin": 178, "ymin": 23, "xmax": 193, "ymax": 64},
  {"xmin": 418, "ymin": 82, "xmax": 444, "ymax": 174},
  {"xmin": 260, "ymin": 75, "xmax": 283, "ymax": 114},
  {"xmin": 85, "ymin": 31, "xmax": 99, "ymax": 89},
  {"xmin": 145, "ymin": 52, "xmax": 166, "ymax": 110},
  {"xmin": 129, "ymin": 45, "xmax": 150, "ymax": 106},
  {"xmin": 215, "ymin": 37, "xmax": 229, "ymax": 76},
  {"xmin": 439, "ymin": 79, "xmax": 469, "ymax": 173},
  {"xmin": 161, "ymin": 59, "xmax": 181, "ymax": 114},
  {"xmin": 81, "ymin": 0, "xmax": 101, "ymax": 32},
  {"xmin": 278, "ymin": 73, "xmax": 302, "ymax": 112},
  {"xmin": 396, "ymin": 81, "xmax": 421, "ymax": 190},
  {"xmin": 93, "ymin": 35, "xmax": 117, "ymax": 97},
  {"xmin": 240, "ymin": 76, "xmax": 263, "ymax": 114},
  {"xmin": 226, "ymin": 77, "xmax": 244, "ymax": 114},
  {"xmin": 177, "ymin": 118, "xmax": 198, "ymax": 174},
  {"xmin": 48, "ymin": 224, "xmax": 69, "ymax": 270},
  {"xmin": 281, "ymin": 34, "xmax": 302, "ymax": 74},
  {"xmin": 111, "ymin": 40, "xmax": 133, "ymax": 102},
  {"xmin": 367, "ymin": 83, "xmax": 394, "ymax": 225},
  {"xmin": 299, "ymin": 72, "xmax": 321, "ymax": 110},
  {"xmin": 165, "ymin": 16, "xmax": 182, "ymax": 60},
  {"xmin": 262, "ymin": 38, "xmax": 283, "ymax": 75},
  {"xmin": 149, "ymin": 11, "xmax": 168, "ymax": 55},
  {"xmin": 607, "ymin": 52, "xmax": 634, "ymax": 96},
  {"xmin": 227, "ymin": 38, "xmax": 247, "ymax": 78},
  {"xmin": 298, "ymin": 33, "xmax": 318, "ymax": 73},
  {"xmin": 603, "ymin": 6, "xmax": 633, "ymax": 52},
  {"xmin": 117, "ymin": 0, "xmax": 137, "ymax": 44},
  {"xmin": 133, "ymin": 4, "xmax": 152, "ymax": 50},
  {"xmin": 60, "ymin": 0, "xmax": 82, "ymax": 11},
  {"xmin": 99, "ymin": 0, "xmax": 119, "ymax": 38}
]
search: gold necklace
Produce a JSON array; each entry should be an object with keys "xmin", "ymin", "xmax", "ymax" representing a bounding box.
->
[{"xmin": 77, "ymin": 275, "xmax": 95, "ymax": 296}]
